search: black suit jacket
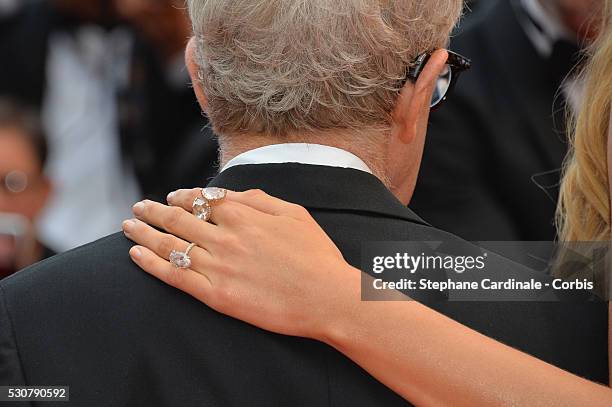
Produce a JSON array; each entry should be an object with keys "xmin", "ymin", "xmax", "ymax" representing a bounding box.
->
[
  {"xmin": 0, "ymin": 164, "xmax": 608, "ymax": 406},
  {"xmin": 0, "ymin": 2, "xmax": 218, "ymax": 201},
  {"xmin": 411, "ymin": 0, "xmax": 569, "ymax": 241}
]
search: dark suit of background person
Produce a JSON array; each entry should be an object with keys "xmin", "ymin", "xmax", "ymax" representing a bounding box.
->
[
  {"xmin": 411, "ymin": 0, "xmax": 582, "ymax": 241},
  {"xmin": 0, "ymin": 163, "xmax": 607, "ymax": 406},
  {"xmin": 0, "ymin": 1, "xmax": 218, "ymax": 247}
]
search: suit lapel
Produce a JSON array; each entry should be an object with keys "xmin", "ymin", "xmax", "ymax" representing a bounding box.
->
[{"xmin": 207, "ymin": 163, "xmax": 430, "ymax": 227}]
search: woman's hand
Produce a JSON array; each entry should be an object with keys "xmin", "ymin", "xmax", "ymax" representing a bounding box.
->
[
  {"xmin": 122, "ymin": 189, "xmax": 359, "ymax": 340},
  {"xmin": 123, "ymin": 189, "xmax": 612, "ymax": 406}
]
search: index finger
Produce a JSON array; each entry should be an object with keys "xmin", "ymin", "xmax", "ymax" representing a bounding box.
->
[{"xmin": 167, "ymin": 188, "xmax": 309, "ymax": 220}]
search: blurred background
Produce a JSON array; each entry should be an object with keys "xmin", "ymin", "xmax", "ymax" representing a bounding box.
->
[
  {"xmin": 0, "ymin": 0, "xmax": 598, "ymax": 277},
  {"xmin": 0, "ymin": 0, "xmax": 220, "ymax": 277}
]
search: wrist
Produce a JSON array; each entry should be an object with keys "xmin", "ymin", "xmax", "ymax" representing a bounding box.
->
[{"xmin": 316, "ymin": 263, "xmax": 363, "ymax": 350}]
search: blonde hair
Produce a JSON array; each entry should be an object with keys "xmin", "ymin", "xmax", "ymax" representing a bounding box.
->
[
  {"xmin": 187, "ymin": 0, "xmax": 463, "ymax": 138},
  {"xmin": 557, "ymin": 0, "xmax": 612, "ymax": 243}
]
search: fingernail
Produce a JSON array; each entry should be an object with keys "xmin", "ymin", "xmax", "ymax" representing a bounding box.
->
[
  {"xmin": 122, "ymin": 219, "xmax": 136, "ymax": 233},
  {"xmin": 167, "ymin": 191, "xmax": 176, "ymax": 203},
  {"xmin": 133, "ymin": 201, "xmax": 145, "ymax": 216},
  {"xmin": 130, "ymin": 246, "xmax": 142, "ymax": 259}
]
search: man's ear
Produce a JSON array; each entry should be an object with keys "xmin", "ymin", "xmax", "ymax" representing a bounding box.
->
[
  {"xmin": 392, "ymin": 49, "xmax": 448, "ymax": 144},
  {"xmin": 185, "ymin": 36, "xmax": 209, "ymax": 112}
]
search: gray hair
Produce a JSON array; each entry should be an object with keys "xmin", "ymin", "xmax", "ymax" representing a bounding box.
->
[{"xmin": 187, "ymin": 0, "xmax": 464, "ymax": 138}]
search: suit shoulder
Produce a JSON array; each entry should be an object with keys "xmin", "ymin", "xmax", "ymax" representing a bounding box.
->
[{"xmin": 0, "ymin": 232, "xmax": 136, "ymax": 298}]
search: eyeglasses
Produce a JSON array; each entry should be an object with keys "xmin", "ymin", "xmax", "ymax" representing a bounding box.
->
[
  {"xmin": 404, "ymin": 50, "xmax": 472, "ymax": 109},
  {"xmin": 1, "ymin": 171, "xmax": 36, "ymax": 195}
]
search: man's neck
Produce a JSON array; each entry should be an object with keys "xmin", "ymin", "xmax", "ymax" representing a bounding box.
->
[{"xmin": 218, "ymin": 133, "xmax": 391, "ymax": 186}]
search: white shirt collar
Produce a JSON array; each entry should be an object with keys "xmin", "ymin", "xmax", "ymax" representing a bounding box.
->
[
  {"xmin": 221, "ymin": 143, "xmax": 373, "ymax": 174},
  {"xmin": 519, "ymin": 0, "xmax": 574, "ymax": 57}
]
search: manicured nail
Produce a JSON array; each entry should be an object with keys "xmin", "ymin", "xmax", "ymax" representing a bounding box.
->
[
  {"xmin": 167, "ymin": 191, "xmax": 176, "ymax": 203},
  {"xmin": 133, "ymin": 201, "xmax": 145, "ymax": 216},
  {"xmin": 122, "ymin": 219, "xmax": 136, "ymax": 233},
  {"xmin": 130, "ymin": 246, "xmax": 142, "ymax": 260}
]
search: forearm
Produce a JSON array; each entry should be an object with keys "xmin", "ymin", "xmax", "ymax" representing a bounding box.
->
[{"xmin": 321, "ymin": 266, "xmax": 612, "ymax": 406}]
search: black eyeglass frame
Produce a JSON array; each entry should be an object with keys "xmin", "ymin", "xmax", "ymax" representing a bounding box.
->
[{"xmin": 403, "ymin": 49, "xmax": 472, "ymax": 109}]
